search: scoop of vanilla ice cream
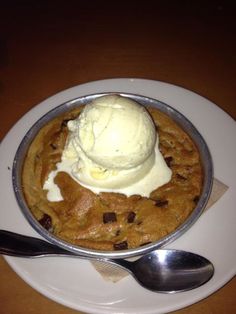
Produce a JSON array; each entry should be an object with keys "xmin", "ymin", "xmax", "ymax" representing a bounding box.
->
[
  {"xmin": 63, "ymin": 95, "xmax": 157, "ymax": 189},
  {"xmin": 71, "ymin": 95, "xmax": 156, "ymax": 169},
  {"xmin": 43, "ymin": 95, "xmax": 172, "ymax": 201}
]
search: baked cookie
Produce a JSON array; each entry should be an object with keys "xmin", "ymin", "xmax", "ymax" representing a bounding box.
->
[{"xmin": 22, "ymin": 105, "xmax": 203, "ymax": 250}]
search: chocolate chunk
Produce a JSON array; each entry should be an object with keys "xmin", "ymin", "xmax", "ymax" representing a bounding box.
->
[
  {"xmin": 140, "ymin": 241, "xmax": 152, "ymax": 247},
  {"xmin": 193, "ymin": 196, "xmax": 200, "ymax": 204},
  {"xmin": 114, "ymin": 241, "xmax": 128, "ymax": 250},
  {"xmin": 164, "ymin": 156, "xmax": 173, "ymax": 167},
  {"xmin": 103, "ymin": 212, "xmax": 117, "ymax": 223},
  {"xmin": 115, "ymin": 229, "xmax": 121, "ymax": 236},
  {"xmin": 127, "ymin": 211, "xmax": 136, "ymax": 223},
  {"xmin": 61, "ymin": 119, "xmax": 70, "ymax": 128},
  {"xmin": 155, "ymin": 199, "xmax": 169, "ymax": 207},
  {"xmin": 176, "ymin": 173, "xmax": 187, "ymax": 181},
  {"xmin": 39, "ymin": 214, "xmax": 52, "ymax": 230},
  {"xmin": 50, "ymin": 143, "xmax": 57, "ymax": 150}
]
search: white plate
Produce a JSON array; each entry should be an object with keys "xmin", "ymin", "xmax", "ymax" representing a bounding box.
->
[{"xmin": 1, "ymin": 78, "xmax": 236, "ymax": 314}]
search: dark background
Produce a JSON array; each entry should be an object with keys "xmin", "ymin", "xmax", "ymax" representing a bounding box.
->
[{"xmin": 1, "ymin": 0, "xmax": 235, "ymax": 140}]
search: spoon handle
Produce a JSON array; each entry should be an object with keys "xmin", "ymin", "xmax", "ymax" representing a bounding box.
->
[
  {"xmin": 0, "ymin": 230, "xmax": 75, "ymax": 257},
  {"xmin": 0, "ymin": 230, "xmax": 214, "ymax": 293}
]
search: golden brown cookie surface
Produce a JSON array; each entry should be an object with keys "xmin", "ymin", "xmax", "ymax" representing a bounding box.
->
[{"xmin": 22, "ymin": 106, "xmax": 203, "ymax": 251}]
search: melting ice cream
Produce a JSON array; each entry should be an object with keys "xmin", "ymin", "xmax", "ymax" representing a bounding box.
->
[{"xmin": 44, "ymin": 95, "xmax": 172, "ymax": 201}]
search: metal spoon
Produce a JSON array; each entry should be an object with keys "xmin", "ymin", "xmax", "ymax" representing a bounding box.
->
[{"xmin": 0, "ymin": 230, "xmax": 214, "ymax": 293}]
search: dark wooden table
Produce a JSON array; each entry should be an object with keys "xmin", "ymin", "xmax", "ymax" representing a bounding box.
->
[{"xmin": 1, "ymin": 1, "xmax": 235, "ymax": 313}]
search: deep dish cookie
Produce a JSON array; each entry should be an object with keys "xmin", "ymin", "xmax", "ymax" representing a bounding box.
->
[{"xmin": 22, "ymin": 105, "xmax": 203, "ymax": 251}]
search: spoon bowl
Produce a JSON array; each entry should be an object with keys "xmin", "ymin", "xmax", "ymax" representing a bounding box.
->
[
  {"xmin": 115, "ymin": 250, "xmax": 214, "ymax": 293},
  {"xmin": 0, "ymin": 230, "xmax": 214, "ymax": 293}
]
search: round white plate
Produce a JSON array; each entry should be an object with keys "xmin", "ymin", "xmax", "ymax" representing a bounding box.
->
[{"xmin": 1, "ymin": 78, "xmax": 236, "ymax": 314}]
